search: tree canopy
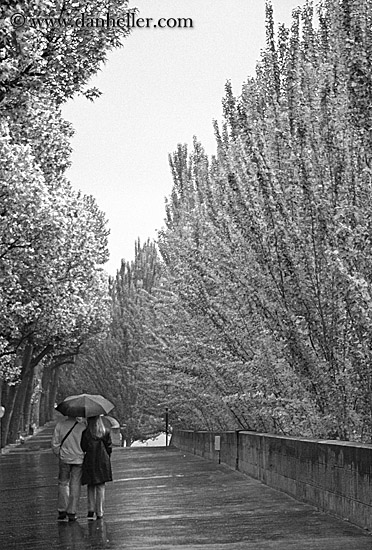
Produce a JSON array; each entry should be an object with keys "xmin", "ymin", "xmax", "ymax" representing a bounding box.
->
[
  {"xmin": 0, "ymin": 0, "xmax": 132, "ymax": 445},
  {"xmin": 153, "ymin": 0, "xmax": 372, "ymax": 441},
  {"xmin": 4, "ymin": 0, "xmax": 372, "ymax": 447}
]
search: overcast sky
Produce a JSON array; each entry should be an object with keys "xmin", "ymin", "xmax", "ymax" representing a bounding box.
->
[{"xmin": 62, "ymin": 0, "xmax": 307, "ymax": 275}]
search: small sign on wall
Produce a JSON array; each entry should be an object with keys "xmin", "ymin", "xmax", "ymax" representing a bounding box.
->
[{"xmin": 214, "ymin": 435, "xmax": 221, "ymax": 451}]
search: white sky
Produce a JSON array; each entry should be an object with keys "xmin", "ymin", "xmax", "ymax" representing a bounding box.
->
[{"xmin": 62, "ymin": 0, "xmax": 306, "ymax": 275}]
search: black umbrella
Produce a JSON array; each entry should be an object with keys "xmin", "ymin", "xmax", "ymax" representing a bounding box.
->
[{"xmin": 56, "ymin": 394, "xmax": 114, "ymax": 418}]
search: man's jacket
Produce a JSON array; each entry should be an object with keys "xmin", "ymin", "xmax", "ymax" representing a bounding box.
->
[{"xmin": 51, "ymin": 417, "xmax": 86, "ymax": 464}]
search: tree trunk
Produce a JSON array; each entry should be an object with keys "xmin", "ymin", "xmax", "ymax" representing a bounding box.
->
[
  {"xmin": 0, "ymin": 378, "xmax": 3, "ymax": 449},
  {"xmin": 23, "ymin": 371, "xmax": 35, "ymax": 434},
  {"xmin": 25, "ymin": 361, "xmax": 44, "ymax": 433},
  {"xmin": 1, "ymin": 384, "xmax": 17, "ymax": 448},
  {"xmin": 7, "ymin": 343, "xmax": 34, "ymax": 444},
  {"xmin": 31, "ymin": 392, "xmax": 40, "ymax": 431},
  {"xmin": 47, "ymin": 364, "xmax": 61, "ymax": 422},
  {"xmin": 32, "ymin": 362, "xmax": 45, "ymax": 430},
  {"xmin": 39, "ymin": 365, "xmax": 52, "ymax": 426}
]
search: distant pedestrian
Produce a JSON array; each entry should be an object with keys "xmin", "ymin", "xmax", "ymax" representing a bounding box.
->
[
  {"xmin": 81, "ymin": 415, "xmax": 113, "ymax": 520},
  {"xmin": 51, "ymin": 415, "xmax": 86, "ymax": 522}
]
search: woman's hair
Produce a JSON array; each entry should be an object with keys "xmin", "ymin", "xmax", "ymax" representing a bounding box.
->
[{"xmin": 87, "ymin": 415, "xmax": 107, "ymax": 438}]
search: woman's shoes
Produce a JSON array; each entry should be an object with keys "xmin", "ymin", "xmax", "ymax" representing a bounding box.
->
[{"xmin": 87, "ymin": 511, "xmax": 104, "ymax": 520}]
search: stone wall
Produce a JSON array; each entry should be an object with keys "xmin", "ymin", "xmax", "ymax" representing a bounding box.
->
[{"xmin": 171, "ymin": 430, "xmax": 372, "ymax": 531}]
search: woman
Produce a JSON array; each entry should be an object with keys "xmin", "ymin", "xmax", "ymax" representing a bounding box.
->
[{"xmin": 81, "ymin": 415, "xmax": 113, "ymax": 520}]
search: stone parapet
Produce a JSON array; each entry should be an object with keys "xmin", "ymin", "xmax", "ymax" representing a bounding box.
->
[{"xmin": 171, "ymin": 429, "xmax": 372, "ymax": 531}]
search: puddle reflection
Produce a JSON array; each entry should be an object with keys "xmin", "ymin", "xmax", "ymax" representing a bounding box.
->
[
  {"xmin": 58, "ymin": 522, "xmax": 86, "ymax": 549},
  {"xmin": 58, "ymin": 519, "xmax": 111, "ymax": 549},
  {"xmin": 87, "ymin": 520, "xmax": 110, "ymax": 547}
]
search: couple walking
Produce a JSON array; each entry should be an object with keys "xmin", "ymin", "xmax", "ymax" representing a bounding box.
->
[{"xmin": 51, "ymin": 414, "xmax": 113, "ymax": 522}]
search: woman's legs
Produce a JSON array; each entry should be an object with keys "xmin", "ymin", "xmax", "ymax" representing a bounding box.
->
[
  {"xmin": 87, "ymin": 484, "xmax": 105, "ymax": 517},
  {"xmin": 95, "ymin": 483, "xmax": 106, "ymax": 518},
  {"xmin": 87, "ymin": 485, "xmax": 96, "ymax": 514}
]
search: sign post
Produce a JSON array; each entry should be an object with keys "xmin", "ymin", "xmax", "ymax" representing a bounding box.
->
[
  {"xmin": 214, "ymin": 435, "xmax": 221, "ymax": 464},
  {"xmin": 165, "ymin": 407, "xmax": 169, "ymax": 447}
]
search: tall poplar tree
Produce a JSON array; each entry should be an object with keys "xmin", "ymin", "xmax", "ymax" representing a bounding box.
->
[{"xmin": 158, "ymin": 0, "xmax": 372, "ymax": 441}]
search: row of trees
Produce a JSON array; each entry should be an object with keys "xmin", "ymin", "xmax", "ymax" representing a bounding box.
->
[
  {"xmin": 61, "ymin": 238, "xmax": 234, "ymax": 441},
  {"xmin": 0, "ymin": 0, "xmax": 132, "ymax": 446},
  {"xmin": 58, "ymin": 240, "xmax": 166, "ymax": 446},
  {"xmin": 4, "ymin": 0, "xmax": 372, "ymax": 446},
  {"xmin": 65, "ymin": 0, "xmax": 372, "ymax": 443},
  {"xmin": 158, "ymin": 0, "xmax": 372, "ymax": 440},
  {"xmin": 157, "ymin": 0, "xmax": 372, "ymax": 441}
]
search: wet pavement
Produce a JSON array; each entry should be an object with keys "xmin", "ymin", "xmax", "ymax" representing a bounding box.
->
[{"xmin": 1, "ymin": 425, "xmax": 372, "ymax": 549}]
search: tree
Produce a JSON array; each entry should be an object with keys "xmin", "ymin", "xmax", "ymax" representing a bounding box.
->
[
  {"xmin": 0, "ymin": 0, "xmax": 134, "ymax": 445},
  {"xmin": 156, "ymin": 1, "xmax": 372, "ymax": 441},
  {"xmin": 0, "ymin": 0, "xmax": 132, "ymax": 108},
  {"xmin": 0, "ymin": 138, "xmax": 112, "ymax": 442},
  {"xmin": 58, "ymin": 240, "xmax": 167, "ymax": 445}
]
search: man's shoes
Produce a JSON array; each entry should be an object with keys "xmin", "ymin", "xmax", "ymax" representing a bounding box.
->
[
  {"xmin": 58, "ymin": 511, "xmax": 67, "ymax": 521},
  {"xmin": 87, "ymin": 511, "xmax": 95, "ymax": 520},
  {"xmin": 67, "ymin": 513, "xmax": 77, "ymax": 522},
  {"xmin": 96, "ymin": 515, "xmax": 103, "ymax": 520}
]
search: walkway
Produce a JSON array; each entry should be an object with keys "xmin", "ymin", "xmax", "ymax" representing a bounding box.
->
[{"xmin": 0, "ymin": 425, "xmax": 371, "ymax": 549}]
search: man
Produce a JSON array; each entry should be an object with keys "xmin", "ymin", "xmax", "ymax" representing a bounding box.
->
[{"xmin": 51, "ymin": 415, "xmax": 86, "ymax": 521}]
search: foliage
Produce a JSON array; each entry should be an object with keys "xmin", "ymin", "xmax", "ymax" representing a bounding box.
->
[
  {"xmin": 0, "ymin": 0, "xmax": 133, "ymax": 445},
  {"xmin": 59, "ymin": 240, "xmax": 167, "ymax": 445},
  {"xmin": 0, "ymin": 0, "xmax": 131, "ymax": 108},
  {"xmin": 156, "ymin": 0, "xmax": 372, "ymax": 441}
]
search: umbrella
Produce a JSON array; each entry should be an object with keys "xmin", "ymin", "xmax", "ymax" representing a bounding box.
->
[
  {"xmin": 102, "ymin": 415, "xmax": 120, "ymax": 429},
  {"xmin": 56, "ymin": 394, "xmax": 114, "ymax": 418}
]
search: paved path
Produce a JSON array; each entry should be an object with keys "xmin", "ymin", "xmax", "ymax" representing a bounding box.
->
[{"xmin": 0, "ymin": 425, "xmax": 372, "ymax": 549}]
